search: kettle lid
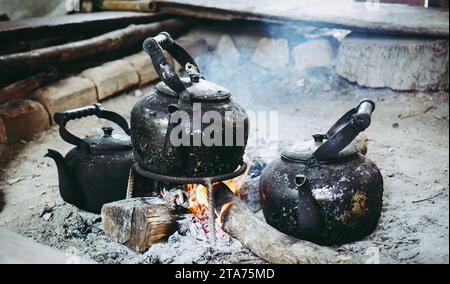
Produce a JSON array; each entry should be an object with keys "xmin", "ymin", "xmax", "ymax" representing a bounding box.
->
[
  {"xmin": 156, "ymin": 77, "xmax": 231, "ymax": 102},
  {"xmin": 281, "ymin": 134, "xmax": 358, "ymax": 163},
  {"xmin": 282, "ymin": 100, "xmax": 376, "ymax": 163},
  {"xmin": 82, "ymin": 126, "xmax": 131, "ymax": 152}
]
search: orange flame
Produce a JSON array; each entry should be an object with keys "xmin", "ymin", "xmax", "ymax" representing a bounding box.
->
[{"xmin": 184, "ymin": 158, "xmax": 251, "ymax": 236}]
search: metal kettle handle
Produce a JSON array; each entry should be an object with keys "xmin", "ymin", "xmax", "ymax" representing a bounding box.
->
[
  {"xmin": 312, "ymin": 99, "xmax": 375, "ymax": 160},
  {"xmin": 54, "ymin": 103, "xmax": 130, "ymax": 147},
  {"xmin": 143, "ymin": 32, "xmax": 201, "ymax": 97}
]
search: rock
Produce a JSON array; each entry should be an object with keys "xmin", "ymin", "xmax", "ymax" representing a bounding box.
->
[
  {"xmin": 64, "ymin": 212, "xmax": 91, "ymax": 238},
  {"xmin": 124, "ymin": 51, "xmax": 163, "ymax": 86},
  {"xmin": 0, "ymin": 99, "xmax": 50, "ymax": 142},
  {"xmin": 42, "ymin": 212, "xmax": 53, "ymax": 221},
  {"xmin": 215, "ymin": 35, "xmax": 240, "ymax": 67},
  {"xmin": 81, "ymin": 59, "xmax": 139, "ymax": 100},
  {"xmin": 32, "ymin": 76, "xmax": 97, "ymax": 118},
  {"xmin": 101, "ymin": 198, "xmax": 176, "ymax": 253},
  {"xmin": 292, "ymin": 39, "xmax": 335, "ymax": 72},
  {"xmin": 336, "ymin": 34, "xmax": 449, "ymax": 91},
  {"xmin": 251, "ymin": 37, "xmax": 289, "ymax": 70},
  {"xmin": 398, "ymin": 249, "xmax": 419, "ymax": 260}
]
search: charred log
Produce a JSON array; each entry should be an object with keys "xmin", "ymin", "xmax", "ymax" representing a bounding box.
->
[{"xmin": 214, "ymin": 185, "xmax": 350, "ymax": 264}]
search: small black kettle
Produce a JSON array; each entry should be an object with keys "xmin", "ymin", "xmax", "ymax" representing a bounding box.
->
[
  {"xmin": 259, "ymin": 100, "xmax": 383, "ymax": 245},
  {"xmin": 45, "ymin": 104, "xmax": 132, "ymax": 213}
]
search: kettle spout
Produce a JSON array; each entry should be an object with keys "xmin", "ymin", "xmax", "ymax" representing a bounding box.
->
[{"xmin": 45, "ymin": 149, "xmax": 84, "ymax": 208}]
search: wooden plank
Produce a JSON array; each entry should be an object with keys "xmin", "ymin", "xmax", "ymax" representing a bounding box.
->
[
  {"xmin": 154, "ymin": 0, "xmax": 449, "ymax": 37},
  {"xmin": 0, "ymin": 227, "xmax": 95, "ymax": 264},
  {"xmin": 0, "ymin": 11, "xmax": 168, "ymax": 45}
]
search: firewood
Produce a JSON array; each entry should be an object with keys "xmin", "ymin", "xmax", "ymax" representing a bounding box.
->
[
  {"xmin": 0, "ymin": 72, "xmax": 62, "ymax": 105},
  {"xmin": 101, "ymin": 1, "xmax": 157, "ymax": 12},
  {"xmin": 101, "ymin": 197, "xmax": 177, "ymax": 253},
  {"xmin": 214, "ymin": 185, "xmax": 351, "ymax": 264},
  {"xmin": 124, "ymin": 51, "xmax": 174, "ymax": 85},
  {"xmin": 0, "ymin": 99, "xmax": 50, "ymax": 143},
  {"xmin": 81, "ymin": 59, "xmax": 139, "ymax": 100},
  {"xmin": 32, "ymin": 76, "xmax": 98, "ymax": 119},
  {"xmin": 239, "ymin": 177, "xmax": 262, "ymax": 213},
  {"xmin": 0, "ymin": 19, "xmax": 191, "ymax": 85}
]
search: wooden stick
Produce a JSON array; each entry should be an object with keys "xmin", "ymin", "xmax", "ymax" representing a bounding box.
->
[
  {"xmin": 101, "ymin": 1, "xmax": 158, "ymax": 12},
  {"xmin": 0, "ymin": 19, "xmax": 191, "ymax": 85},
  {"xmin": 214, "ymin": 185, "xmax": 351, "ymax": 264}
]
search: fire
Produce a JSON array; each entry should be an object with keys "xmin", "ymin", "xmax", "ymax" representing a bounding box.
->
[
  {"xmin": 185, "ymin": 183, "xmax": 209, "ymax": 220},
  {"xmin": 185, "ymin": 180, "xmax": 239, "ymax": 220},
  {"xmin": 162, "ymin": 158, "xmax": 251, "ymax": 239}
]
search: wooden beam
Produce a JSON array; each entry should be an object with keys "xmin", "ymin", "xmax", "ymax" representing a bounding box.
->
[
  {"xmin": 0, "ymin": 11, "xmax": 168, "ymax": 44},
  {"xmin": 0, "ymin": 18, "xmax": 191, "ymax": 86},
  {"xmin": 153, "ymin": 0, "xmax": 449, "ymax": 37}
]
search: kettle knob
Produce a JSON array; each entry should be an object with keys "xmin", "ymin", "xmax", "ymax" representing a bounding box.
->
[{"xmin": 102, "ymin": 126, "xmax": 113, "ymax": 137}]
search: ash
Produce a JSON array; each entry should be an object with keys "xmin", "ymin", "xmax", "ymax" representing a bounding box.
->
[{"xmin": 15, "ymin": 203, "xmax": 264, "ymax": 264}]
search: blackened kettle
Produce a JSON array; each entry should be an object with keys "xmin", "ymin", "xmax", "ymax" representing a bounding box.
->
[
  {"xmin": 131, "ymin": 32, "xmax": 249, "ymax": 177},
  {"xmin": 259, "ymin": 100, "xmax": 383, "ymax": 245},
  {"xmin": 45, "ymin": 104, "xmax": 132, "ymax": 213}
]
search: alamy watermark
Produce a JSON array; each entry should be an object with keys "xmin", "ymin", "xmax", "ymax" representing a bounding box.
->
[
  {"xmin": 365, "ymin": 0, "xmax": 380, "ymax": 11},
  {"xmin": 167, "ymin": 103, "xmax": 279, "ymax": 159},
  {"xmin": 66, "ymin": 0, "xmax": 81, "ymax": 12}
]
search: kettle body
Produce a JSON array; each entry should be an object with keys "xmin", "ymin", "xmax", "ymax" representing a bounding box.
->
[
  {"xmin": 131, "ymin": 32, "xmax": 249, "ymax": 177},
  {"xmin": 46, "ymin": 104, "xmax": 132, "ymax": 213},
  {"xmin": 259, "ymin": 100, "xmax": 384, "ymax": 245}
]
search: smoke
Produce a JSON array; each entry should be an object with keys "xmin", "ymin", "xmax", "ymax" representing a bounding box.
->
[
  {"xmin": 174, "ymin": 22, "xmax": 348, "ymax": 161},
  {"xmin": 176, "ymin": 21, "xmax": 350, "ymax": 160},
  {"xmin": 181, "ymin": 22, "xmax": 348, "ymax": 108}
]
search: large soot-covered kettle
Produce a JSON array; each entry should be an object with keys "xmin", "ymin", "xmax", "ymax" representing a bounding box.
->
[
  {"xmin": 259, "ymin": 100, "xmax": 383, "ymax": 245},
  {"xmin": 131, "ymin": 32, "xmax": 249, "ymax": 177},
  {"xmin": 45, "ymin": 104, "xmax": 132, "ymax": 213}
]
